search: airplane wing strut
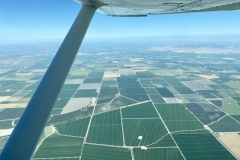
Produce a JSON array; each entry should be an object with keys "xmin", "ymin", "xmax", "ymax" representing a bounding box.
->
[{"xmin": 0, "ymin": 5, "xmax": 96, "ymax": 160}]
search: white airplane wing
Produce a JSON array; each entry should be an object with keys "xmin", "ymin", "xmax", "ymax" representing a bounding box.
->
[{"xmin": 79, "ymin": 0, "xmax": 240, "ymax": 16}]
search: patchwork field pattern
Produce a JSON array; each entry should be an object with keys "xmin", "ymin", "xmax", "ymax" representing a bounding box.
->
[{"xmin": 0, "ymin": 45, "xmax": 239, "ymax": 160}]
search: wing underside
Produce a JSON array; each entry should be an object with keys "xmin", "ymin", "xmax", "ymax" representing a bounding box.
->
[{"xmin": 79, "ymin": 0, "xmax": 240, "ymax": 16}]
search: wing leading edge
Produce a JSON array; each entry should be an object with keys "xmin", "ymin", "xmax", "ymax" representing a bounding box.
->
[{"xmin": 78, "ymin": 0, "xmax": 240, "ymax": 16}]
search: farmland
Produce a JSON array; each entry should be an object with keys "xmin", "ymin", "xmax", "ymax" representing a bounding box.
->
[
  {"xmin": 33, "ymin": 134, "xmax": 83, "ymax": 158},
  {"xmin": 0, "ymin": 42, "xmax": 239, "ymax": 159}
]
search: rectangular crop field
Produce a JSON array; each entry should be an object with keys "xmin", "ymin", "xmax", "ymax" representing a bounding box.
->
[
  {"xmin": 73, "ymin": 89, "xmax": 98, "ymax": 98},
  {"xmin": 209, "ymin": 116, "xmax": 240, "ymax": 132},
  {"xmin": 86, "ymin": 110, "xmax": 123, "ymax": 146},
  {"xmin": 0, "ymin": 120, "xmax": 13, "ymax": 129},
  {"xmin": 58, "ymin": 89, "xmax": 76, "ymax": 98},
  {"xmin": 81, "ymin": 144, "xmax": 131, "ymax": 160},
  {"xmin": 231, "ymin": 115, "xmax": 240, "ymax": 122},
  {"xmin": 53, "ymin": 98, "xmax": 70, "ymax": 109},
  {"xmin": 83, "ymin": 78, "xmax": 102, "ymax": 83},
  {"xmin": 156, "ymin": 87, "xmax": 175, "ymax": 98},
  {"xmin": 55, "ymin": 117, "xmax": 90, "ymax": 137},
  {"xmin": 122, "ymin": 102, "xmax": 159, "ymax": 118},
  {"xmin": 155, "ymin": 104, "xmax": 204, "ymax": 132},
  {"xmin": 133, "ymin": 148, "xmax": 184, "ymax": 160},
  {"xmin": 123, "ymin": 119, "xmax": 168, "ymax": 146},
  {"xmin": 173, "ymin": 86, "xmax": 195, "ymax": 94},
  {"xmin": 33, "ymin": 134, "xmax": 83, "ymax": 158},
  {"xmin": 86, "ymin": 124, "xmax": 123, "ymax": 146},
  {"xmin": 149, "ymin": 94, "xmax": 165, "ymax": 104},
  {"xmin": 173, "ymin": 134, "xmax": 236, "ymax": 160},
  {"xmin": 0, "ymin": 108, "xmax": 25, "ymax": 120},
  {"xmin": 119, "ymin": 88, "xmax": 147, "ymax": 95},
  {"xmin": 99, "ymin": 87, "xmax": 118, "ymax": 97},
  {"xmin": 91, "ymin": 109, "xmax": 121, "ymax": 125},
  {"xmin": 144, "ymin": 88, "xmax": 159, "ymax": 95}
]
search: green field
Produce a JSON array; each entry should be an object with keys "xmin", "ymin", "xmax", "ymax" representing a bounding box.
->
[
  {"xmin": 101, "ymin": 80, "xmax": 117, "ymax": 86},
  {"xmin": 53, "ymin": 98, "xmax": 70, "ymax": 109},
  {"xmin": 136, "ymin": 71, "xmax": 156, "ymax": 78},
  {"xmin": 147, "ymin": 134, "xmax": 176, "ymax": 147},
  {"xmin": 196, "ymin": 90, "xmax": 217, "ymax": 98},
  {"xmin": 155, "ymin": 104, "xmax": 204, "ymax": 132},
  {"xmin": 231, "ymin": 115, "xmax": 240, "ymax": 122},
  {"xmin": 156, "ymin": 87, "xmax": 175, "ymax": 98},
  {"xmin": 123, "ymin": 119, "xmax": 168, "ymax": 146},
  {"xmin": 25, "ymin": 83, "xmax": 38, "ymax": 90},
  {"xmin": 120, "ymin": 88, "xmax": 147, "ymax": 95},
  {"xmin": 173, "ymin": 134, "xmax": 236, "ymax": 160},
  {"xmin": 47, "ymin": 107, "xmax": 93, "ymax": 125},
  {"xmin": 73, "ymin": 89, "xmax": 98, "ymax": 98},
  {"xmin": 99, "ymin": 86, "xmax": 118, "ymax": 97},
  {"xmin": 68, "ymin": 75, "xmax": 86, "ymax": 79},
  {"xmin": 232, "ymin": 96, "xmax": 240, "ymax": 103},
  {"xmin": 58, "ymin": 89, "xmax": 76, "ymax": 98},
  {"xmin": 91, "ymin": 109, "xmax": 121, "ymax": 125},
  {"xmin": 166, "ymin": 80, "xmax": 185, "ymax": 87},
  {"xmin": 86, "ymin": 71, "xmax": 104, "ymax": 78},
  {"xmin": 144, "ymin": 88, "xmax": 159, "ymax": 95},
  {"xmin": 87, "ymin": 125, "xmax": 123, "ymax": 145},
  {"xmin": 117, "ymin": 77, "xmax": 141, "ymax": 88},
  {"xmin": 123, "ymin": 94, "xmax": 150, "ymax": 102},
  {"xmin": 87, "ymin": 110, "xmax": 123, "ymax": 145},
  {"xmin": 1, "ymin": 44, "xmax": 240, "ymax": 160},
  {"xmin": 33, "ymin": 134, "xmax": 83, "ymax": 158},
  {"xmin": 35, "ymin": 157, "xmax": 79, "ymax": 159},
  {"xmin": 209, "ymin": 116, "xmax": 240, "ymax": 132},
  {"xmin": 83, "ymin": 78, "xmax": 102, "ymax": 83},
  {"xmin": 149, "ymin": 94, "xmax": 165, "ymax": 104},
  {"xmin": 210, "ymin": 100, "xmax": 223, "ymax": 107},
  {"xmin": 0, "ymin": 120, "xmax": 13, "ymax": 129},
  {"xmin": 122, "ymin": 102, "xmax": 159, "ymax": 118},
  {"xmin": 141, "ymin": 84, "xmax": 155, "ymax": 87},
  {"xmin": 56, "ymin": 117, "xmax": 90, "ymax": 137},
  {"xmin": 133, "ymin": 148, "xmax": 184, "ymax": 160},
  {"xmin": 0, "ymin": 108, "xmax": 25, "ymax": 120},
  {"xmin": 173, "ymin": 86, "xmax": 195, "ymax": 94},
  {"xmin": 81, "ymin": 144, "xmax": 131, "ymax": 160},
  {"xmin": 0, "ymin": 137, "xmax": 8, "ymax": 152},
  {"xmin": 219, "ymin": 89, "xmax": 240, "ymax": 97},
  {"xmin": 62, "ymin": 84, "xmax": 80, "ymax": 89},
  {"xmin": 225, "ymin": 80, "xmax": 240, "ymax": 88}
]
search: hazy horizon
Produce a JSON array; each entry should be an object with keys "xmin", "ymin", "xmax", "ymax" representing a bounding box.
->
[{"xmin": 1, "ymin": 34, "xmax": 240, "ymax": 46}]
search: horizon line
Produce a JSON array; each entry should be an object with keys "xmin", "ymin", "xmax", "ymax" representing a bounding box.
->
[{"xmin": 1, "ymin": 33, "xmax": 240, "ymax": 46}]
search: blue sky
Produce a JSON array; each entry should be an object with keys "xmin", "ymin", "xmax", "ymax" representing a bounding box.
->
[{"xmin": 1, "ymin": 0, "xmax": 240, "ymax": 44}]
